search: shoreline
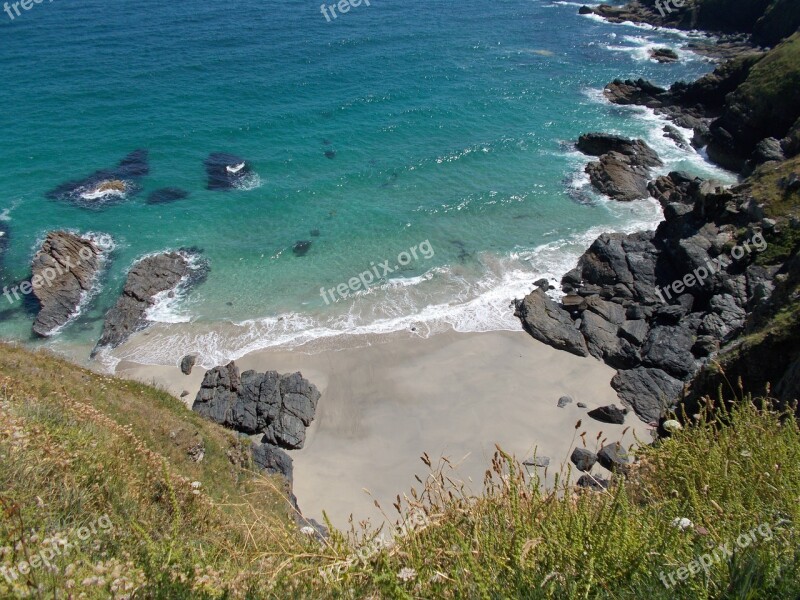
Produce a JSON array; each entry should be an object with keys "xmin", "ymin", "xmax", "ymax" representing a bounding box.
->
[{"xmin": 117, "ymin": 329, "xmax": 649, "ymax": 529}]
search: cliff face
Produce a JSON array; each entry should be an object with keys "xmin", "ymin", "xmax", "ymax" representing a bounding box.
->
[{"xmin": 588, "ymin": 0, "xmax": 800, "ymax": 47}]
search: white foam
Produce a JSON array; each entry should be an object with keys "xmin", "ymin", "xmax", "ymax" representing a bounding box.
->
[
  {"xmin": 107, "ymin": 198, "xmax": 664, "ymax": 370},
  {"xmin": 234, "ymin": 172, "xmax": 262, "ymax": 191},
  {"xmin": 142, "ymin": 251, "xmax": 207, "ymax": 325}
]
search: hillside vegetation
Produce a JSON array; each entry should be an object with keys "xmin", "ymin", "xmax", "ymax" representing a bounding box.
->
[{"xmin": 1, "ymin": 344, "xmax": 800, "ymax": 598}]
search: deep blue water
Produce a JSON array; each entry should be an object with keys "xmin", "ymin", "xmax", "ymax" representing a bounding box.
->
[{"xmin": 0, "ymin": 0, "xmax": 734, "ymax": 367}]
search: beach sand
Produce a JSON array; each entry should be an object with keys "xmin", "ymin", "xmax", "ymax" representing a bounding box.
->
[{"xmin": 116, "ymin": 329, "xmax": 650, "ymax": 530}]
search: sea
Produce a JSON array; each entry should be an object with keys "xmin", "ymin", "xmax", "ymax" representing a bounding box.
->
[{"xmin": 0, "ymin": 0, "xmax": 736, "ymax": 369}]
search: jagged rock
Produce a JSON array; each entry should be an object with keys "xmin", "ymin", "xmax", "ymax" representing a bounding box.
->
[
  {"xmin": 570, "ymin": 448, "xmax": 597, "ymax": 472},
  {"xmin": 619, "ymin": 319, "xmax": 649, "ymax": 346},
  {"xmin": 193, "ymin": 362, "xmax": 321, "ymax": 450},
  {"xmin": 577, "ymin": 134, "xmax": 662, "ymax": 202},
  {"xmin": 577, "ymin": 134, "xmax": 663, "ymax": 167},
  {"xmin": 641, "ymin": 325, "xmax": 698, "ymax": 379},
  {"xmin": 515, "ymin": 289, "xmax": 588, "ymax": 357},
  {"xmin": 597, "ymin": 442, "xmax": 632, "ymax": 473},
  {"xmin": 585, "ymin": 295, "xmax": 626, "ymax": 325},
  {"xmin": 31, "ymin": 232, "xmax": 105, "ymax": 337},
  {"xmin": 523, "ymin": 456, "xmax": 551, "ymax": 468},
  {"xmin": 651, "ymin": 48, "xmax": 679, "ymax": 63},
  {"xmin": 587, "ymin": 404, "xmax": 626, "ymax": 425},
  {"xmin": 580, "ymin": 310, "xmax": 640, "ymax": 369},
  {"xmin": 96, "ymin": 251, "xmax": 206, "ymax": 350},
  {"xmin": 663, "ymin": 125, "xmax": 690, "ymax": 149},
  {"xmin": 252, "ymin": 441, "xmax": 294, "ymax": 484},
  {"xmin": 611, "ymin": 367, "xmax": 685, "ymax": 423},
  {"xmin": 181, "ymin": 355, "xmax": 197, "ymax": 375}
]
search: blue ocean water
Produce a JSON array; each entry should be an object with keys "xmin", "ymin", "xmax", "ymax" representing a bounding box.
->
[{"xmin": 0, "ymin": 0, "xmax": 734, "ymax": 367}]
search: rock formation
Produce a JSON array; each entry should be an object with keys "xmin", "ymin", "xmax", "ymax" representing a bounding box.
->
[
  {"xmin": 31, "ymin": 232, "xmax": 105, "ymax": 337},
  {"xmin": 95, "ymin": 250, "xmax": 207, "ymax": 350},
  {"xmin": 192, "ymin": 361, "xmax": 321, "ymax": 450}
]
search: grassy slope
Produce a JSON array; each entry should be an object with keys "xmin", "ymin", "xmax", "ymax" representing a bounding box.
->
[
  {"xmin": 2, "ymin": 344, "xmax": 800, "ymax": 598},
  {"xmin": 0, "ymin": 343, "xmax": 323, "ymax": 598}
]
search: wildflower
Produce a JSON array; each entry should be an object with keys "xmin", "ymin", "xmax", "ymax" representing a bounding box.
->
[
  {"xmin": 190, "ymin": 481, "xmax": 202, "ymax": 489},
  {"xmin": 671, "ymin": 517, "xmax": 693, "ymax": 531},
  {"xmin": 300, "ymin": 526, "xmax": 316, "ymax": 536},
  {"xmin": 662, "ymin": 419, "xmax": 682, "ymax": 433},
  {"xmin": 397, "ymin": 567, "xmax": 417, "ymax": 582}
]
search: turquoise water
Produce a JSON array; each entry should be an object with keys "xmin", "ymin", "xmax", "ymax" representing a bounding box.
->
[{"xmin": 0, "ymin": 0, "xmax": 734, "ymax": 367}]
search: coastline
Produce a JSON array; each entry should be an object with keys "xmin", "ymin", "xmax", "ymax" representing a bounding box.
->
[{"xmin": 116, "ymin": 329, "xmax": 649, "ymax": 529}]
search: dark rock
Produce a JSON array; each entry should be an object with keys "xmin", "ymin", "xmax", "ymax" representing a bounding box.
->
[
  {"xmin": 619, "ymin": 319, "xmax": 649, "ymax": 346},
  {"xmin": 577, "ymin": 134, "xmax": 662, "ymax": 168},
  {"xmin": 651, "ymin": 48, "xmax": 679, "ymax": 63},
  {"xmin": 561, "ymin": 294, "xmax": 587, "ymax": 311},
  {"xmin": 324, "ymin": 150, "xmax": 336, "ymax": 159},
  {"xmin": 204, "ymin": 153, "xmax": 252, "ymax": 190},
  {"xmin": 587, "ymin": 404, "xmax": 626, "ymax": 425},
  {"xmin": 611, "ymin": 367, "xmax": 685, "ymax": 424},
  {"xmin": 580, "ymin": 310, "xmax": 639, "ymax": 369},
  {"xmin": 96, "ymin": 251, "xmax": 206, "ymax": 350},
  {"xmin": 557, "ymin": 396, "xmax": 573, "ymax": 408},
  {"xmin": 692, "ymin": 335, "xmax": 719, "ymax": 357},
  {"xmin": 576, "ymin": 473, "xmax": 609, "ymax": 491},
  {"xmin": 147, "ymin": 188, "xmax": 190, "ymax": 204},
  {"xmin": 515, "ymin": 289, "xmax": 588, "ymax": 357},
  {"xmin": 585, "ymin": 153, "xmax": 654, "ymax": 202},
  {"xmin": 180, "ymin": 390, "xmax": 190, "ymax": 398},
  {"xmin": 641, "ymin": 325, "xmax": 697, "ymax": 379},
  {"xmin": 181, "ymin": 355, "xmax": 197, "ymax": 375},
  {"xmin": 577, "ymin": 402, "xmax": 588, "ymax": 408},
  {"xmin": 293, "ymin": 241, "xmax": 312, "ymax": 257},
  {"xmin": 663, "ymin": 125, "xmax": 690, "ymax": 150},
  {"xmin": 597, "ymin": 442, "xmax": 632, "ymax": 473},
  {"xmin": 570, "ymin": 448, "xmax": 597, "ymax": 472},
  {"xmin": 252, "ymin": 441, "xmax": 294, "ymax": 484},
  {"xmin": 585, "ymin": 295, "xmax": 626, "ymax": 325},
  {"xmin": 751, "ymin": 137, "xmax": 786, "ymax": 165},
  {"xmin": 523, "ymin": 456, "xmax": 551, "ymax": 468},
  {"xmin": 46, "ymin": 150, "xmax": 149, "ymax": 208},
  {"xmin": 31, "ymin": 232, "xmax": 105, "ymax": 337},
  {"xmin": 193, "ymin": 361, "xmax": 321, "ymax": 450}
]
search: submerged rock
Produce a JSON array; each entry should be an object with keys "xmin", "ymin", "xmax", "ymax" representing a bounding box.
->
[
  {"xmin": 95, "ymin": 250, "xmax": 207, "ymax": 350},
  {"xmin": 293, "ymin": 241, "xmax": 312, "ymax": 257},
  {"xmin": 204, "ymin": 153, "xmax": 252, "ymax": 190},
  {"xmin": 651, "ymin": 48, "xmax": 679, "ymax": 63},
  {"xmin": 47, "ymin": 150, "xmax": 149, "ymax": 208},
  {"xmin": 147, "ymin": 188, "xmax": 190, "ymax": 204},
  {"xmin": 192, "ymin": 361, "xmax": 321, "ymax": 450},
  {"xmin": 31, "ymin": 232, "xmax": 105, "ymax": 337}
]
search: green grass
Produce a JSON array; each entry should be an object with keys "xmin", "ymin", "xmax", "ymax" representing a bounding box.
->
[{"xmin": 1, "ymin": 344, "xmax": 800, "ymax": 598}]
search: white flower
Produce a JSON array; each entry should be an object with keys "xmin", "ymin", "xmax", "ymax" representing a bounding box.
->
[
  {"xmin": 300, "ymin": 526, "xmax": 316, "ymax": 536},
  {"xmin": 397, "ymin": 567, "xmax": 417, "ymax": 582},
  {"xmin": 671, "ymin": 517, "xmax": 694, "ymax": 531},
  {"xmin": 662, "ymin": 419, "xmax": 683, "ymax": 433},
  {"xmin": 190, "ymin": 481, "xmax": 202, "ymax": 489}
]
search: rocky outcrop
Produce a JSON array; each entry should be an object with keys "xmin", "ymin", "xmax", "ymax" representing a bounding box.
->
[
  {"xmin": 192, "ymin": 361, "xmax": 321, "ymax": 450},
  {"xmin": 252, "ymin": 441, "xmax": 294, "ymax": 483},
  {"xmin": 95, "ymin": 251, "xmax": 206, "ymax": 350},
  {"xmin": 651, "ymin": 48, "xmax": 679, "ymax": 63},
  {"xmin": 46, "ymin": 150, "xmax": 149, "ymax": 208},
  {"xmin": 577, "ymin": 134, "xmax": 662, "ymax": 201},
  {"xmin": 514, "ymin": 288, "xmax": 587, "ymax": 357},
  {"xmin": 31, "ymin": 232, "xmax": 105, "ymax": 337},
  {"xmin": 518, "ymin": 167, "xmax": 787, "ymax": 423}
]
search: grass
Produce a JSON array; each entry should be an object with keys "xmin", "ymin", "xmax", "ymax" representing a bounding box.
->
[{"xmin": 1, "ymin": 343, "xmax": 800, "ymax": 598}]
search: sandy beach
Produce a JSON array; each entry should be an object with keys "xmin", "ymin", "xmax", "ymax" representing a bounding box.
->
[{"xmin": 116, "ymin": 329, "xmax": 649, "ymax": 530}]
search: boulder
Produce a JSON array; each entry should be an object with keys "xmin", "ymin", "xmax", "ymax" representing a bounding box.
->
[
  {"xmin": 611, "ymin": 367, "xmax": 685, "ymax": 423},
  {"xmin": 587, "ymin": 404, "xmax": 626, "ymax": 425},
  {"xmin": 181, "ymin": 355, "xmax": 197, "ymax": 375},
  {"xmin": 570, "ymin": 448, "xmax": 597, "ymax": 472},
  {"xmin": 523, "ymin": 456, "xmax": 551, "ymax": 468},
  {"xmin": 31, "ymin": 232, "xmax": 105, "ymax": 337},
  {"xmin": 651, "ymin": 48, "xmax": 679, "ymax": 63},
  {"xmin": 576, "ymin": 474, "xmax": 610, "ymax": 491},
  {"xmin": 577, "ymin": 134, "xmax": 662, "ymax": 168},
  {"xmin": 515, "ymin": 289, "xmax": 588, "ymax": 357},
  {"xmin": 597, "ymin": 442, "xmax": 632, "ymax": 473},
  {"xmin": 557, "ymin": 395, "xmax": 573, "ymax": 408},
  {"xmin": 252, "ymin": 441, "xmax": 294, "ymax": 484},
  {"xmin": 193, "ymin": 361, "xmax": 321, "ymax": 450},
  {"xmin": 96, "ymin": 251, "xmax": 206, "ymax": 350}
]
